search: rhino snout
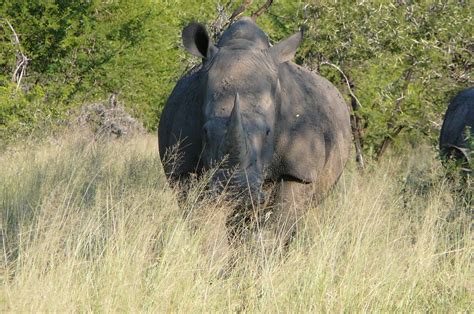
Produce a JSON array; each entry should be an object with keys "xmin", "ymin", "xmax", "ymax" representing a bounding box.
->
[{"xmin": 207, "ymin": 169, "xmax": 264, "ymax": 203}]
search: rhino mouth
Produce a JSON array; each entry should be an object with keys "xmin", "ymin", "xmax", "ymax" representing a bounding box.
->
[{"xmin": 207, "ymin": 168, "xmax": 265, "ymax": 205}]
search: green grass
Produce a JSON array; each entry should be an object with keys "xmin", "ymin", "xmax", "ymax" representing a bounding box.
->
[{"xmin": 0, "ymin": 132, "xmax": 471, "ymax": 312}]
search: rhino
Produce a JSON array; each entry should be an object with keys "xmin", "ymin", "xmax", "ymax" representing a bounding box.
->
[
  {"xmin": 439, "ymin": 87, "xmax": 473, "ymax": 172},
  {"xmin": 158, "ymin": 17, "xmax": 351, "ymax": 243}
]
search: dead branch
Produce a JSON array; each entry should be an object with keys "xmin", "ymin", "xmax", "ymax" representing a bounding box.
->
[
  {"xmin": 2, "ymin": 18, "xmax": 29, "ymax": 90},
  {"xmin": 230, "ymin": 0, "xmax": 253, "ymax": 22},
  {"xmin": 350, "ymin": 90, "xmax": 365, "ymax": 169},
  {"xmin": 210, "ymin": 3, "xmax": 231, "ymax": 40},
  {"xmin": 251, "ymin": 0, "xmax": 274, "ymax": 20},
  {"xmin": 321, "ymin": 61, "xmax": 363, "ymax": 109}
]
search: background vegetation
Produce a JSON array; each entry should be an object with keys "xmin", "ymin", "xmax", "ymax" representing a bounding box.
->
[{"xmin": 1, "ymin": 0, "xmax": 472, "ymax": 157}]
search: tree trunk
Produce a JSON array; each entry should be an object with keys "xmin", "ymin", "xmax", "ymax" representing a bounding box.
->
[{"xmin": 350, "ymin": 91, "xmax": 365, "ymax": 169}]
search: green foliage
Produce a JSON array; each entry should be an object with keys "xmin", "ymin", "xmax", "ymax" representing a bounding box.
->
[
  {"xmin": 299, "ymin": 0, "xmax": 472, "ymax": 157},
  {"xmin": 0, "ymin": 0, "xmax": 472, "ymax": 159},
  {"xmin": 0, "ymin": 0, "xmax": 225, "ymax": 142},
  {"xmin": 0, "ymin": 82, "xmax": 62, "ymax": 143}
]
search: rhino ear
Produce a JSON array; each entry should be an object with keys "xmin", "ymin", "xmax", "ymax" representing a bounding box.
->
[
  {"xmin": 267, "ymin": 30, "xmax": 303, "ymax": 64},
  {"xmin": 182, "ymin": 22, "xmax": 217, "ymax": 59}
]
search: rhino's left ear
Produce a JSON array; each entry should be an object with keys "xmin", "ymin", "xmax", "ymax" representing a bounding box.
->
[
  {"xmin": 267, "ymin": 30, "xmax": 303, "ymax": 64},
  {"xmin": 182, "ymin": 22, "xmax": 218, "ymax": 59}
]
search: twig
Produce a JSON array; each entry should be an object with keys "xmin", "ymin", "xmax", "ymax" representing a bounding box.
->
[
  {"xmin": 350, "ymin": 92, "xmax": 365, "ymax": 169},
  {"xmin": 251, "ymin": 0, "xmax": 274, "ymax": 20},
  {"xmin": 230, "ymin": 0, "xmax": 252, "ymax": 22},
  {"xmin": 2, "ymin": 18, "xmax": 29, "ymax": 90},
  {"xmin": 210, "ymin": 2, "xmax": 232, "ymax": 40},
  {"xmin": 321, "ymin": 61, "xmax": 363, "ymax": 109}
]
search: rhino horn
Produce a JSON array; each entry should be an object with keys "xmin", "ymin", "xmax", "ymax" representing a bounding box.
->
[{"xmin": 226, "ymin": 93, "xmax": 248, "ymax": 164}]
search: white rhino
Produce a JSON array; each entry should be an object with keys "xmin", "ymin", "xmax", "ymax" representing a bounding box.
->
[{"xmin": 159, "ymin": 17, "xmax": 351, "ymax": 244}]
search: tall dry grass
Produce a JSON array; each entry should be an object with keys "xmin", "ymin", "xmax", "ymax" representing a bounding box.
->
[{"xmin": 0, "ymin": 132, "xmax": 471, "ymax": 312}]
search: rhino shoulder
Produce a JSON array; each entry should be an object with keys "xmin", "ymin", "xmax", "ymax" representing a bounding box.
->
[
  {"xmin": 158, "ymin": 66, "xmax": 205, "ymax": 179},
  {"xmin": 270, "ymin": 62, "xmax": 351, "ymax": 186}
]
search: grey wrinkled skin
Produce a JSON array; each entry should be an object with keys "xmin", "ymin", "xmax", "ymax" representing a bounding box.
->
[
  {"xmin": 439, "ymin": 87, "xmax": 474, "ymax": 170},
  {"xmin": 158, "ymin": 17, "xmax": 351, "ymax": 244}
]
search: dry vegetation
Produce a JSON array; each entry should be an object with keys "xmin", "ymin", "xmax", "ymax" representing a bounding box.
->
[{"xmin": 0, "ymin": 132, "xmax": 471, "ymax": 312}]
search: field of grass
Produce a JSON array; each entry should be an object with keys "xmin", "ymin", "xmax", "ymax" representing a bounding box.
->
[{"xmin": 0, "ymin": 132, "xmax": 471, "ymax": 312}]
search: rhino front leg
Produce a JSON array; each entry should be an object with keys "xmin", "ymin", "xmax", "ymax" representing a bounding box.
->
[{"xmin": 258, "ymin": 179, "xmax": 313, "ymax": 250}]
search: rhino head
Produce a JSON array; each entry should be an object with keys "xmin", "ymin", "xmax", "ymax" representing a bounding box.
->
[{"xmin": 181, "ymin": 18, "xmax": 302, "ymax": 203}]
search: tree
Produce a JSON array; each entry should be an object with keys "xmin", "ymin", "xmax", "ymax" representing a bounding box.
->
[{"xmin": 298, "ymin": 0, "xmax": 472, "ymax": 159}]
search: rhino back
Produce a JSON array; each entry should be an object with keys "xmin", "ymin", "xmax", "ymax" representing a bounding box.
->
[
  {"xmin": 440, "ymin": 87, "xmax": 474, "ymax": 150},
  {"xmin": 270, "ymin": 62, "xmax": 351, "ymax": 193},
  {"xmin": 158, "ymin": 67, "xmax": 204, "ymax": 179}
]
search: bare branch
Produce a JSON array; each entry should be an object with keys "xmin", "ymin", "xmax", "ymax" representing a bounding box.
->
[
  {"xmin": 251, "ymin": 0, "xmax": 273, "ymax": 20},
  {"xmin": 210, "ymin": 3, "xmax": 231, "ymax": 40},
  {"xmin": 350, "ymin": 93, "xmax": 365, "ymax": 169},
  {"xmin": 2, "ymin": 18, "xmax": 29, "ymax": 90},
  {"xmin": 230, "ymin": 0, "xmax": 253, "ymax": 22},
  {"xmin": 321, "ymin": 61, "xmax": 363, "ymax": 109}
]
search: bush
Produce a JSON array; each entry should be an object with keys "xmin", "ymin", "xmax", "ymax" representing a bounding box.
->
[{"xmin": 1, "ymin": 1, "xmax": 472, "ymax": 160}]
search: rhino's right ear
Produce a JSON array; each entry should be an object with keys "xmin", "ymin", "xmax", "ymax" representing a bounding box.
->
[
  {"xmin": 267, "ymin": 30, "xmax": 303, "ymax": 64},
  {"xmin": 182, "ymin": 23, "xmax": 217, "ymax": 59}
]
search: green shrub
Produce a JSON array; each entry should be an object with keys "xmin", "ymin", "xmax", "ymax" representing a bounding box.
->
[{"xmin": 0, "ymin": 1, "xmax": 472, "ymax": 159}]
